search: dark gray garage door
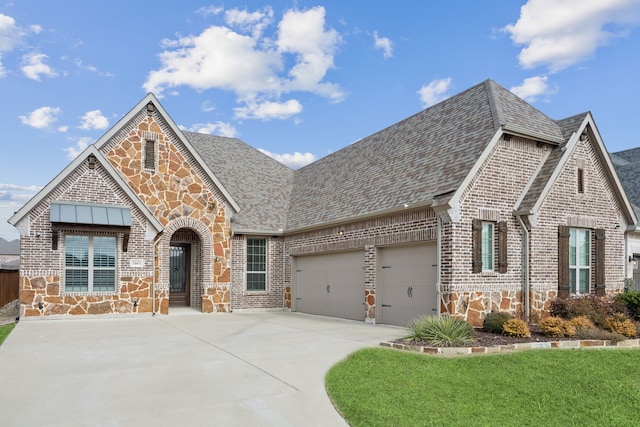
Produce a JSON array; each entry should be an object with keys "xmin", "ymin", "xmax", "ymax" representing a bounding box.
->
[
  {"xmin": 293, "ymin": 251, "xmax": 365, "ymax": 321},
  {"xmin": 378, "ymin": 243, "xmax": 438, "ymax": 326}
]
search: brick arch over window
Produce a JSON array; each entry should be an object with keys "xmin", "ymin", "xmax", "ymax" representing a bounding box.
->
[{"xmin": 158, "ymin": 217, "xmax": 214, "ymax": 289}]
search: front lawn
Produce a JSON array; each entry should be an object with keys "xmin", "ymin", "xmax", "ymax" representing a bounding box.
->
[
  {"xmin": 326, "ymin": 347, "xmax": 640, "ymax": 426},
  {"xmin": 0, "ymin": 323, "xmax": 15, "ymax": 346}
]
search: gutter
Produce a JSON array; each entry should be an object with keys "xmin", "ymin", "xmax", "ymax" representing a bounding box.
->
[{"xmin": 284, "ymin": 199, "xmax": 435, "ymax": 236}]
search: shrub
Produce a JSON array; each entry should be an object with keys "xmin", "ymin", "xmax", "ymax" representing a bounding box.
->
[
  {"xmin": 483, "ymin": 311, "xmax": 513, "ymax": 334},
  {"xmin": 616, "ymin": 291, "xmax": 640, "ymax": 321},
  {"xmin": 401, "ymin": 315, "xmax": 474, "ymax": 347},
  {"xmin": 604, "ymin": 313, "xmax": 636, "ymax": 338},
  {"xmin": 539, "ymin": 316, "xmax": 571, "ymax": 337},
  {"xmin": 550, "ymin": 295, "xmax": 628, "ymax": 328},
  {"xmin": 502, "ymin": 319, "xmax": 530, "ymax": 337},
  {"xmin": 575, "ymin": 327, "xmax": 626, "ymax": 344},
  {"xmin": 568, "ymin": 315, "xmax": 594, "ymax": 332}
]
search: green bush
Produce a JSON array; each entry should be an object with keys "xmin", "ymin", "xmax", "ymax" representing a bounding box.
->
[
  {"xmin": 401, "ymin": 315, "xmax": 473, "ymax": 347},
  {"xmin": 550, "ymin": 295, "xmax": 628, "ymax": 328},
  {"xmin": 616, "ymin": 290, "xmax": 640, "ymax": 321},
  {"xmin": 483, "ymin": 311, "xmax": 513, "ymax": 334},
  {"xmin": 502, "ymin": 319, "xmax": 530, "ymax": 337}
]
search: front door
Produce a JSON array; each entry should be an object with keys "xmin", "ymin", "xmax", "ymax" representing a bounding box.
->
[{"xmin": 169, "ymin": 244, "xmax": 190, "ymax": 306}]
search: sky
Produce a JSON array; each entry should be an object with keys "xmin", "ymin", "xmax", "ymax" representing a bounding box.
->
[{"xmin": 1, "ymin": 0, "xmax": 639, "ymax": 240}]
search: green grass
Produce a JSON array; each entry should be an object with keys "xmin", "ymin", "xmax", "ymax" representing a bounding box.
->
[
  {"xmin": 326, "ymin": 347, "xmax": 640, "ymax": 426},
  {"xmin": 0, "ymin": 323, "xmax": 15, "ymax": 346}
]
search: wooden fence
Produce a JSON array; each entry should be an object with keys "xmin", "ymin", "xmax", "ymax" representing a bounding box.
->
[{"xmin": 0, "ymin": 269, "xmax": 19, "ymax": 307}]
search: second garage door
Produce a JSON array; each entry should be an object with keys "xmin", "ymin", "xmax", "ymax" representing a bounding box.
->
[
  {"xmin": 378, "ymin": 243, "xmax": 438, "ymax": 326},
  {"xmin": 293, "ymin": 251, "xmax": 365, "ymax": 321}
]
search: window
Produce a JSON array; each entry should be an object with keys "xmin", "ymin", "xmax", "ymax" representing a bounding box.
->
[
  {"xmin": 481, "ymin": 222, "xmax": 494, "ymax": 271},
  {"xmin": 246, "ymin": 238, "xmax": 266, "ymax": 291},
  {"xmin": 65, "ymin": 235, "xmax": 116, "ymax": 292},
  {"xmin": 144, "ymin": 140, "xmax": 155, "ymax": 170},
  {"xmin": 472, "ymin": 219, "xmax": 507, "ymax": 273},
  {"xmin": 569, "ymin": 228, "xmax": 590, "ymax": 294}
]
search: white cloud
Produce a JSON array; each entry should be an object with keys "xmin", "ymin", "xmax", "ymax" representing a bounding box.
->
[
  {"xmin": 19, "ymin": 106, "xmax": 62, "ymax": 129},
  {"xmin": 21, "ymin": 52, "xmax": 57, "ymax": 80},
  {"xmin": 79, "ymin": 110, "xmax": 109, "ymax": 130},
  {"xmin": 258, "ymin": 148, "xmax": 316, "ymax": 169},
  {"xmin": 418, "ymin": 77, "xmax": 453, "ymax": 108},
  {"xmin": 0, "ymin": 13, "xmax": 25, "ymax": 76},
  {"xmin": 225, "ymin": 6, "xmax": 273, "ymax": 39},
  {"xmin": 144, "ymin": 6, "xmax": 343, "ymax": 120},
  {"xmin": 373, "ymin": 31, "xmax": 393, "ymax": 59},
  {"xmin": 234, "ymin": 99, "xmax": 303, "ymax": 120},
  {"xmin": 277, "ymin": 7, "xmax": 344, "ymax": 101},
  {"xmin": 64, "ymin": 137, "xmax": 92, "ymax": 159},
  {"xmin": 503, "ymin": 0, "xmax": 640, "ymax": 72},
  {"xmin": 182, "ymin": 121, "xmax": 238, "ymax": 137},
  {"xmin": 197, "ymin": 5, "xmax": 224, "ymax": 17},
  {"xmin": 510, "ymin": 75, "xmax": 558, "ymax": 102}
]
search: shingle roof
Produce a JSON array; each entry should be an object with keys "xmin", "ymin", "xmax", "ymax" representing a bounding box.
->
[
  {"xmin": 0, "ymin": 238, "xmax": 19, "ymax": 255},
  {"xmin": 611, "ymin": 147, "xmax": 640, "ymax": 221},
  {"xmin": 286, "ymin": 79, "xmax": 565, "ymax": 230},
  {"xmin": 186, "ymin": 132, "xmax": 294, "ymax": 233},
  {"xmin": 517, "ymin": 113, "xmax": 588, "ymax": 213}
]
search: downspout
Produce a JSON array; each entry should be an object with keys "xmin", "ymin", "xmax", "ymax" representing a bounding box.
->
[
  {"xmin": 516, "ymin": 215, "xmax": 530, "ymax": 321},
  {"xmin": 152, "ymin": 232, "xmax": 163, "ymax": 316},
  {"xmin": 436, "ymin": 216, "xmax": 442, "ymax": 318}
]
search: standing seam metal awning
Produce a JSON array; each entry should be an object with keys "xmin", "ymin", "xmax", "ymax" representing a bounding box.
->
[
  {"xmin": 50, "ymin": 201, "xmax": 132, "ymax": 226},
  {"xmin": 50, "ymin": 201, "xmax": 132, "ymax": 251}
]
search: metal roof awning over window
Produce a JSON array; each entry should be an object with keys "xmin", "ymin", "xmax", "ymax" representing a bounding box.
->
[{"xmin": 50, "ymin": 201, "xmax": 132, "ymax": 251}]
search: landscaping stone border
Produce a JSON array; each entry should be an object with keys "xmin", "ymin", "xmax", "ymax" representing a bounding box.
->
[{"xmin": 380, "ymin": 338, "xmax": 640, "ymax": 356}]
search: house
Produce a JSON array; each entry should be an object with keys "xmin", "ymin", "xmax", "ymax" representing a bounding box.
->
[
  {"xmin": 8, "ymin": 80, "xmax": 636, "ymax": 326},
  {"xmin": 610, "ymin": 148, "xmax": 640, "ymax": 290},
  {"xmin": 0, "ymin": 238, "xmax": 20, "ymax": 270}
]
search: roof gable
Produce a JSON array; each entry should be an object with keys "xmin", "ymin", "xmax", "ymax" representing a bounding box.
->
[
  {"xmin": 93, "ymin": 93, "xmax": 241, "ymax": 214},
  {"xmin": 8, "ymin": 146, "xmax": 163, "ymax": 233}
]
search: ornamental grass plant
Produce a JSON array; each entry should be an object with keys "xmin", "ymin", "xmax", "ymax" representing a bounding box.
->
[{"xmin": 401, "ymin": 315, "xmax": 473, "ymax": 347}]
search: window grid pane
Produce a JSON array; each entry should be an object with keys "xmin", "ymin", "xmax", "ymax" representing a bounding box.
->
[
  {"xmin": 246, "ymin": 238, "xmax": 267, "ymax": 290},
  {"xmin": 65, "ymin": 235, "xmax": 116, "ymax": 293},
  {"xmin": 569, "ymin": 228, "xmax": 590, "ymax": 295},
  {"xmin": 481, "ymin": 222, "xmax": 494, "ymax": 271}
]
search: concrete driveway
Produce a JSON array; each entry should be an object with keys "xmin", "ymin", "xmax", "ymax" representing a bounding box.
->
[{"xmin": 0, "ymin": 310, "xmax": 401, "ymax": 427}]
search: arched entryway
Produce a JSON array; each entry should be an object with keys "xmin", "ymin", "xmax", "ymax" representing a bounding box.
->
[{"xmin": 169, "ymin": 228, "xmax": 201, "ymax": 308}]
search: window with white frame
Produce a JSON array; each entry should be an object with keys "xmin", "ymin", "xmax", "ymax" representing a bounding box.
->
[
  {"xmin": 65, "ymin": 235, "xmax": 116, "ymax": 292},
  {"xmin": 246, "ymin": 238, "xmax": 266, "ymax": 291},
  {"xmin": 481, "ymin": 222, "xmax": 494, "ymax": 271},
  {"xmin": 569, "ymin": 228, "xmax": 590, "ymax": 294}
]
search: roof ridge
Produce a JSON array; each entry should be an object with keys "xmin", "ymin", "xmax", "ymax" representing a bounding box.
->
[{"xmin": 484, "ymin": 79, "xmax": 505, "ymax": 130}]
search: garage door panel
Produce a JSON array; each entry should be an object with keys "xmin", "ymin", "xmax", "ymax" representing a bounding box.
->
[
  {"xmin": 379, "ymin": 243, "xmax": 438, "ymax": 326},
  {"xmin": 294, "ymin": 251, "xmax": 365, "ymax": 321}
]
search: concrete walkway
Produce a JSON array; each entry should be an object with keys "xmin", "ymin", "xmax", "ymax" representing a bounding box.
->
[{"xmin": 0, "ymin": 310, "xmax": 401, "ymax": 427}]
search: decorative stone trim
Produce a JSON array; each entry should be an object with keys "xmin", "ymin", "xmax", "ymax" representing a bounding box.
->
[{"xmin": 380, "ymin": 338, "xmax": 640, "ymax": 356}]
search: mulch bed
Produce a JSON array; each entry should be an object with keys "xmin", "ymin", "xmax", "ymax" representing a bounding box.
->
[{"xmin": 397, "ymin": 327, "xmax": 576, "ymax": 348}]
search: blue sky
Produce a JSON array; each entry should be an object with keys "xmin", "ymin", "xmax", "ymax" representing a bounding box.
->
[{"xmin": 1, "ymin": 0, "xmax": 639, "ymax": 240}]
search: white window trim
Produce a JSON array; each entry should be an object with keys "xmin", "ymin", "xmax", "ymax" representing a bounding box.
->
[
  {"xmin": 246, "ymin": 237, "xmax": 268, "ymax": 292},
  {"xmin": 64, "ymin": 234, "xmax": 117, "ymax": 294},
  {"xmin": 481, "ymin": 221, "xmax": 494, "ymax": 272},
  {"xmin": 569, "ymin": 228, "xmax": 591, "ymax": 295}
]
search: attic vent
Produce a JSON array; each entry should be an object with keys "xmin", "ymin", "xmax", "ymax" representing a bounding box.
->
[
  {"xmin": 577, "ymin": 168, "xmax": 584, "ymax": 193},
  {"xmin": 144, "ymin": 140, "xmax": 155, "ymax": 171}
]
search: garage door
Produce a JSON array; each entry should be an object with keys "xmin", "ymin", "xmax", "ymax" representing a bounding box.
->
[
  {"xmin": 378, "ymin": 243, "xmax": 438, "ymax": 326},
  {"xmin": 294, "ymin": 251, "xmax": 365, "ymax": 321}
]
